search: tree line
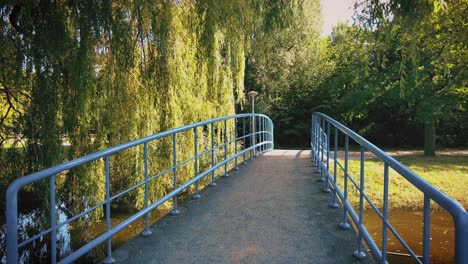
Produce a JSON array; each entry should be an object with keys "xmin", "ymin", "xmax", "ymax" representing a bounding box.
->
[{"xmin": 247, "ymin": 0, "xmax": 467, "ymax": 155}]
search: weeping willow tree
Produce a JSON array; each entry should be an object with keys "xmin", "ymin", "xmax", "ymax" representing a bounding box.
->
[{"xmin": 0, "ymin": 0, "xmax": 304, "ymax": 216}]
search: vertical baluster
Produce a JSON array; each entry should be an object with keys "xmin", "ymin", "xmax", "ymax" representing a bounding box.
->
[
  {"xmin": 319, "ymin": 117, "xmax": 325, "ymax": 181},
  {"xmin": 209, "ymin": 123, "xmax": 216, "ymax": 187},
  {"xmin": 382, "ymin": 163, "xmax": 389, "ymax": 263},
  {"xmin": 224, "ymin": 119, "xmax": 229, "ymax": 177},
  {"xmin": 193, "ymin": 128, "xmax": 201, "ymax": 199},
  {"xmin": 250, "ymin": 115, "xmax": 254, "ymax": 159},
  {"xmin": 323, "ymin": 121, "xmax": 331, "ymax": 193},
  {"xmin": 50, "ymin": 175, "xmax": 57, "ymax": 264},
  {"xmin": 142, "ymin": 143, "xmax": 152, "ymax": 236},
  {"xmin": 271, "ymin": 119, "xmax": 274, "ymax": 150},
  {"xmin": 103, "ymin": 156, "xmax": 115, "ymax": 263},
  {"xmin": 353, "ymin": 146, "xmax": 366, "ymax": 259},
  {"xmin": 330, "ymin": 127, "xmax": 339, "ymax": 208},
  {"xmin": 423, "ymin": 195, "xmax": 431, "ymax": 264},
  {"xmin": 314, "ymin": 116, "xmax": 321, "ymax": 173},
  {"xmin": 171, "ymin": 134, "xmax": 180, "ymax": 215},
  {"xmin": 259, "ymin": 117, "xmax": 262, "ymax": 154},
  {"xmin": 234, "ymin": 118, "xmax": 239, "ymax": 170},
  {"xmin": 311, "ymin": 116, "xmax": 314, "ymax": 162},
  {"xmin": 339, "ymin": 135, "xmax": 351, "ymax": 230},
  {"xmin": 6, "ymin": 195, "xmax": 18, "ymax": 264},
  {"xmin": 262, "ymin": 117, "xmax": 266, "ymax": 153},
  {"xmin": 313, "ymin": 116, "xmax": 317, "ymax": 165},
  {"xmin": 243, "ymin": 117, "xmax": 247, "ymax": 164}
]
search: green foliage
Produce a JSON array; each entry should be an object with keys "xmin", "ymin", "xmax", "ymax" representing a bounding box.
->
[{"xmin": 0, "ymin": 0, "xmax": 299, "ymax": 219}]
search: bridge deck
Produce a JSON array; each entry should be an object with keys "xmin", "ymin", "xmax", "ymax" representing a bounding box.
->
[{"xmin": 113, "ymin": 150, "xmax": 372, "ymax": 264}]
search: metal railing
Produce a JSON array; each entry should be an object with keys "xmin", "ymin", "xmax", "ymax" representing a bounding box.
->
[
  {"xmin": 311, "ymin": 112, "xmax": 468, "ymax": 264},
  {"xmin": 6, "ymin": 113, "xmax": 274, "ymax": 264}
]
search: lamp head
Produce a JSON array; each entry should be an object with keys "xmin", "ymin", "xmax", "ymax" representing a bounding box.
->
[{"xmin": 248, "ymin": 91, "xmax": 258, "ymax": 98}]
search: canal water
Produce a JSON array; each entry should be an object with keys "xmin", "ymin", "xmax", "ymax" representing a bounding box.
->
[{"xmin": 364, "ymin": 209, "xmax": 455, "ymax": 264}]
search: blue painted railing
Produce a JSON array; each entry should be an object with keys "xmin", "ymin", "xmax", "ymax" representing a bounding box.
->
[
  {"xmin": 311, "ymin": 112, "xmax": 468, "ymax": 264},
  {"xmin": 6, "ymin": 113, "xmax": 274, "ymax": 264}
]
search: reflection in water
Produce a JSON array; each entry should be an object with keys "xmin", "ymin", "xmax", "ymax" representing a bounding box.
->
[
  {"xmin": 364, "ymin": 209, "xmax": 455, "ymax": 264},
  {"xmin": 1, "ymin": 202, "xmax": 167, "ymax": 263}
]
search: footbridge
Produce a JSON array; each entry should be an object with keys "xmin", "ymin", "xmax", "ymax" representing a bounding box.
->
[{"xmin": 5, "ymin": 113, "xmax": 468, "ymax": 263}]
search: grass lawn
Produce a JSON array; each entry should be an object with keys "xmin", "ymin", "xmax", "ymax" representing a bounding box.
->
[{"xmin": 332, "ymin": 153, "xmax": 468, "ymax": 210}]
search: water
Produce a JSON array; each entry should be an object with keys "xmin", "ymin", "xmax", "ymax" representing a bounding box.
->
[
  {"xmin": 0, "ymin": 203, "xmax": 169, "ymax": 263},
  {"xmin": 364, "ymin": 209, "xmax": 456, "ymax": 264}
]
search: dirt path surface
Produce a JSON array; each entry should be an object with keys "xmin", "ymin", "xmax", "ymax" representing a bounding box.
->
[{"xmin": 112, "ymin": 150, "xmax": 372, "ymax": 264}]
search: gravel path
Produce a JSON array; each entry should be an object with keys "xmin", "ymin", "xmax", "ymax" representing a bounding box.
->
[{"xmin": 112, "ymin": 150, "xmax": 372, "ymax": 264}]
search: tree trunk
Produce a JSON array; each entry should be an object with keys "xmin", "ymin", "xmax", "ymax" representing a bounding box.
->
[{"xmin": 424, "ymin": 118, "xmax": 436, "ymax": 156}]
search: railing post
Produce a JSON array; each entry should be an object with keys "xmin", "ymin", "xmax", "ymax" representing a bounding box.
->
[
  {"xmin": 339, "ymin": 134, "xmax": 351, "ymax": 230},
  {"xmin": 193, "ymin": 128, "xmax": 201, "ymax": 199},
  {"xmin": 330, "ymin": 126, "xmax": 339, "ymax": 208},
  {"xmin": 6, "ymin": 188, "xmax": 18, "ymax": 263},
  {"xmin": 353, "ymin": 146, "xmax": 366, "ymax": 259},
  {"xmin": 209, "ymin": 122, "xmax": 217, "ymax": 187},
  {"xmin": 382, "ymin": 163, "xmax": 389, "ymax": 263},
  {"xmin": 311, "ymin": 115, "xmax": 314, "ymax": 162},
  {"xmin": 50, "ymin": 175, "xmax": 57, "ymax": 264},
  {"xmin": 323, "ymin": 121, "xmax": 331, "ymax": 193},
  {"xmin": 243, "ymin": 117, "xmax": 247, "ymax": 164},
  {"xmin": 319, "ymin": 117, "xmax": 325, "ymax": 181},
  {"xmin": 224, "ymin": 119, "xmax": 229, "ymax": 177},
  {"xmin": 260, "ymin": 117, "xmax": 263, "ymax": 154},
  {"xmin": 250, "ymin": 115, "xmax": 254, "ymax": 159},
  {"xmin": 423, "ymin": 195, "xmax": 431, "ymax": 264},
  {"xmin": 171, "ymin": 134, "xmax": 180, "ymax": 215},
  {"xmin": 314, "ymin": 116, "xmax": 321, "ymax": 173},
  {"xmin": 234, "ymin": 118, "xmax": 239, "ymax": 170},
  {"xmin": 142, "ymin": 143, "xmax": 152, "ymax": 236},
  {"xmin": 103, "ymin": 156, "xmax": 115, "ymax": 264}
]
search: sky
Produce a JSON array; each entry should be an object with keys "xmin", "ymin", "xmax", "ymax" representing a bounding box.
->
[{"xmin": 321, "ymin": 0, "xmax": 357, "ymax": 36}]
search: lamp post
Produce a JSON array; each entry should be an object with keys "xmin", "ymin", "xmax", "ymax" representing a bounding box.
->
[{"xmin": 248, "ymin": 91, "xmax": 258, "ymax": 156}]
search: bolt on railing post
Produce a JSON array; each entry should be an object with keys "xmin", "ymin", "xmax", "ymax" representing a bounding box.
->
[
  {"xmin": 50, "ymin": 175, "xmax": 57, "ymax": 264},
  {"xmin": 193, "ymin": 128, "xmax": 201, "ymax": 199},
  {"xmin": 234, "ymin": 118, "xmax": 239, "ymax": 170},
  {"xmin": 171, "ymin": 134, "xmax": 180, "ymax": 215},
  {"xmin": 209, "ymin": 122, "xmax": 216, "ymax": 187},
  {"xmin": 243, "ymin": 117, "xmax": 247, "ymax": 164},
  {"xmin": 423, "ymin": 195, "xmax": 431, "ymax": 264},
  {"xmin": 339, "ymin": 134, "xmax": 351, "ymax": 230},
  {"xmin": 142, "ymin": 143, "xmax": 152, "ymax": 236},
  {"xmin": 330, "ymin": 126, "xmax": 339, "ymax": 208},
  {"xmin": 103, "ymin": 156, "xmax": 115, "ymax": 264},
  {"xmin": 323, "ymin": 121, "xmax": 331, "ymax": 193},
  {"xmin": 353, "ymin": 146, "xmax": 367, "ymax": 259},
  {"xmin": 224, "ymin": 119, "xmax": 229, "ymax": 177}
]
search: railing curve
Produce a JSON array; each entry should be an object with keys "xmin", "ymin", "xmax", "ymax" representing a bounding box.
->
[
  {"xmin": 6, "ymin": 113, "xmax": 274, "ymax": 264},
  {"xmin": 311, "ymin": 112, "xmax": 468, "ymax": 264}
]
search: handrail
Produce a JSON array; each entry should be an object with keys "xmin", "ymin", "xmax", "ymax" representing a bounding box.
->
[
  {"xmin": 6, "ymin": 113, "xmax": 274, "ymax": 264},
  {"xmin": 311, "ymin": 112, "xmax": 468, "ymax": 264}
]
